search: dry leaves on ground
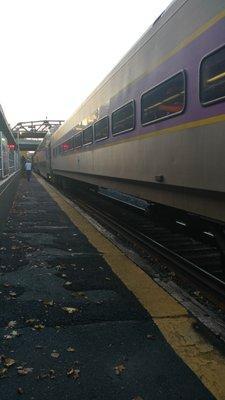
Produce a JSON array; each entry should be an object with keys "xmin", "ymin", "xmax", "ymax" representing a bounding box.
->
[
  {"xmin": 42, "ymin": 299, "xmax": 54, "ymax": 307},
  {"xmin": 36, "ymin": 369, "xmax": 56, "ymax": 380},
  {"xmin": 132, "ymin": 397, "xmax": 144, "ymax": 400},
  {"xmin": 67, "ymin": 347, "xmax": 76, "ymax": 352},
  {"xmin": 0, "ymin": 368, "xmax": 8, "ymax": 378},
  {"xmin": 67, "ymin": 368, "xmax": 80, "ymax": 380},
  {"xmin": 62, "ymin": 307, "xmax": 78, "ymax": 314},
  {"xmin": 25, "ymin": 319, "xmax": 36, "ymax": 325},
  {"xmin": 2, "ymin": 357, "xmax": 16, "ymax": 367},
  {"xmin": 146, "ymin": 334, "xmax": 156, "ymax": 340},
  {"xmin": 7, "ymin": 320, "xmax": 17, "ymax": 328},
  {"xmin": 34, "ymin": 324, "xmax": 45, "ymax": 330},
  {"xmin": 4, "ymin": 330, "xmax": 21, "ymax": 340},
  {"xmin": 114, "ymin": 364, "xmax": 126, "ymax": 375},
  {"xmin": 9, "ymin": 291, "xmax": 17, "ymax": 297},
  {"xmin": 17, "ymin": 367, "xmax": 33, "ymax": 376},
  {"xmin": 51, "ymin": 351, "xmax": 60, "ymax": 359}
]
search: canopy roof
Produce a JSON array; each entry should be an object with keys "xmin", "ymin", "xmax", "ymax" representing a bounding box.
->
[{"xmin": 0, "ymin": 105, "xmax": 16, "ymax": 145}]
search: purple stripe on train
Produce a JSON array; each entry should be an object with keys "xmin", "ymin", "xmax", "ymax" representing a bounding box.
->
[
  {"xmin": 116, "ymin": 15, "xmax": 225, "ymax": 141},
  {"xmin": 57, "ymin": 15, "xmax": 225, "ymax": 148}
]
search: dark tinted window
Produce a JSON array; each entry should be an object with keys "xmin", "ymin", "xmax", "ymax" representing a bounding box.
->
[
  {"xmin": 94, "ymin": 117, "xmax": 109, "ymax": 141},
  {"xmin": 200, "ymin": 46, "xmax": 225, "ymax": 105},
  {"xmin": 141, "ymin": 72, "xmax": 185, "ymax": 125},
  {"xmin": 112, "ymin": 101, "xmax": 135, "ymax": 135},
  {"xmin": 62, "ymin": 138, "xmax": 73, "ymax": 152},
  {"xmin": 74, "ymin": 133, "xmax": 82, "ymax": 148},
  {"xmin": 83, "ymin": 126, "xmax": 93, "ymax": 145}
]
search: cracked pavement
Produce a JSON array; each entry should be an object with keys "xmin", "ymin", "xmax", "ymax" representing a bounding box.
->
[{"xmin": 0, "ymin": 176, "xmax": 215, "ymax": 399}]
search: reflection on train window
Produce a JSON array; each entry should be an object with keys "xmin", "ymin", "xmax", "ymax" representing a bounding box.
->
[
  {"xmin": 112, "ymin": 101, "xmax": 135, "ymax": 135},
  {"xmin": 200, "ymin": 45, "xmax": 225, "ymax": 105},
  {"xmin": 141, "ymin": 71, "xmax": 185, "ymax": 125},
  {"xmin": 62, "ymin": 138, "xmax": 73, "ymax": 152},
  {"xmin": 74, "ymin": 133, "xmax": 82, "ymax": 148},
  {"xmin": 83, "ymin": 126, "xmax": 93, "ymax": 145},
  {"xmin": 94, "ymin": 117, "xmax": 109, "ymax": 141}
]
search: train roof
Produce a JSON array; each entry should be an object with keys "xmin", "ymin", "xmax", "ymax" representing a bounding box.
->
[{"xmin": 53, "ymin": 0, "xmax": 186, "ymax": 139}]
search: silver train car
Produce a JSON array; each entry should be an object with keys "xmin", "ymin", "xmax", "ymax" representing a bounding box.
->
[{"xmin": 34, "ymin": 0, "xmax": 225, "ymax": 225}]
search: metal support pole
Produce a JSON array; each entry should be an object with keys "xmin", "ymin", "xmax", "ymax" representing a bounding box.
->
[{"xmin": 0, "ymin": 131, "xmax": 3, "ymax": 179}]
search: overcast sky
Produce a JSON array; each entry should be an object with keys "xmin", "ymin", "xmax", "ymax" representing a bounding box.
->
[{"xmin": 1, "ymin": 0, "xmax": 172, "ymax": 127}]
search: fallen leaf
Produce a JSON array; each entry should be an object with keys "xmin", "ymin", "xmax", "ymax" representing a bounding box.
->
[
  {"xmin": 42, "ymin": 299, "xmax": 54, "ymax": 307},
  {"xmin": 4, "ymin": 335, "xmax": 13, "ymax": 340},
  {"xmin": 4, "ymin": 330, "xmax": 20, "ymax": 340},
  {"xmin": 12, "ymin": 330, "xmax": 20, "ymax": 336},
  {"xmin": 17, "ymin": 387, "xmax": 24, "ymax": 395},
  {"xmin": 146, "ymin": 334, "xmax": 156, "ymax": 340},
  {"xmin": 67, "ymin": 347, "xmax": 76, "ymax": 352},
  {"xmin": 114, "ymin": 364, "xmax": 125, "ymax": 375},
  {"xmin": 62, "ymin": 307, "xmax": 78, "ymax": 314},
  {"xmin": 17, "ymin": 367, "xmax": 33, "ymax": 375},
  {"xmin": 9, "ymin": 291, "xmax": 17, "ymax": 297},
  {"xmin": 67, "ymin": 368, "xmax": 80, "ymax": 379},
  {"xmin": 51, "ymin": 351, "xmax": 60, "ymax": 359},
  {"xmin": 49, "ymin": 369, "xmax": 56, "ymax": 379},
  {"xmin": 132, "ymin": 397, "xmax": 144, "ymax": 400},
  {"xmin": 36, "ymin": 373, "xmax": 49, "ymax": 380},
  {"xmin": 25, "ymin": 319, "xmax": 36, "ymax": 325},
  {"xmin": 0, "ymin": 368, "xmax": 7, "ymax": 378},
  {"xmin": 34, "ymin": 324, "xmax": 45, "ymax": 330},
  {"xmin": 3, "ymin": 357, "xmax": 16, "ymax": 367},
  {"xmin": 72, "ymin": 291, "xmax": 88, "ymax": 299},
  {"xmin": 7, "ymin": 320, "xmax": 17, "ymax": 328}
]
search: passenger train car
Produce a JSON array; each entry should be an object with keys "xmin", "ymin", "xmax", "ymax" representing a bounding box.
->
[{"xmin": 34, "ymin": 0, "xmax": 225, "ymax": 225}]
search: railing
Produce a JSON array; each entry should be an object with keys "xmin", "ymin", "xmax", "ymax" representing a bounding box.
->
[{"xmin": 0, "ymin": 131, "xmax": 20, "ymax": 180}]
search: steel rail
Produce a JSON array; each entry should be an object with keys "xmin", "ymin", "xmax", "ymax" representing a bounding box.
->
[{"xmin": 73, "ymin": 195, "xmax": 225, "ymax": 300}]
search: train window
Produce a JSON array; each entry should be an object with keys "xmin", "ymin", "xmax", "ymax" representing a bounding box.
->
[
  {"xmin": 74, "ymin": 133, "xmax": 82, "ymax": 148},
  {"xmin": 141, "ymin": 71, "xmax": 185, "ymax": 125},
  {"xmin": 83, "ymin": 126, "xmax": 93, "ymax": 145},
  {"xmin": 62, "ymin": 138, "xmax": 73, "ymax": 152},
  {"xmin": 200, "ymin": 45, "xmax": 225, "ymax": 105},
  {"xmin": 94, "ymin": 117, "xmax": 109, "ymax": 141},
  {"xmin": 112, "ymin": 101, "xmax": 135, "ymax": 135}
]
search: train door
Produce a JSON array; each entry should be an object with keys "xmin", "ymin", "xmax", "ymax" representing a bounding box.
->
[{"xmin": 47, "ymin": 143, "xmax": 51, "ymax": 176}]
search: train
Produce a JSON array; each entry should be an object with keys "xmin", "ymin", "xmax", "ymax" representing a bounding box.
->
[{"xmin": 33, "ymin": 0, "xmax": 225, "ymax": 229}]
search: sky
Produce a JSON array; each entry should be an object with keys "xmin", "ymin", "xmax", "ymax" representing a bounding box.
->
[{"xmin": 1, "ymin": 0, "xmax": 172, "ymax": 127}]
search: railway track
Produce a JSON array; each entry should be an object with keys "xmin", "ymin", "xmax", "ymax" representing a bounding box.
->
[{"xmin": 60, "ymin": 184, "xmax": 225, "ymax": 300}]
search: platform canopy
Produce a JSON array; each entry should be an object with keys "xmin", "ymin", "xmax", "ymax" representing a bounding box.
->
[
  {"xmin": 0, "ymin": 105, "xmax": 17, "ymax": 145},
  {"xmin": 12, "ymin": 120, "xmax": 64, "ymax": 139},
  {"xmin": 12, "ymin": 119, "xmax": 64, "ymax": 151}
]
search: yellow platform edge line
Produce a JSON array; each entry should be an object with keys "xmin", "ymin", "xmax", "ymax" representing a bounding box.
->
[{"xmin": 36, "ymin": 174, "xmax": 225, "ymax": 400}]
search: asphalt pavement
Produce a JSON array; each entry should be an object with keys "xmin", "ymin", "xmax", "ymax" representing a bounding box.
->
[{"xmin": 0, "ymin": 175, "xmax": 215, "ymax": 399}]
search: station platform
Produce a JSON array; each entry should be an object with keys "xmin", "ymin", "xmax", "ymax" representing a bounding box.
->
[{"xmin": 0, "ymin": 174, "xmax": 225, "ymax": 400}]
